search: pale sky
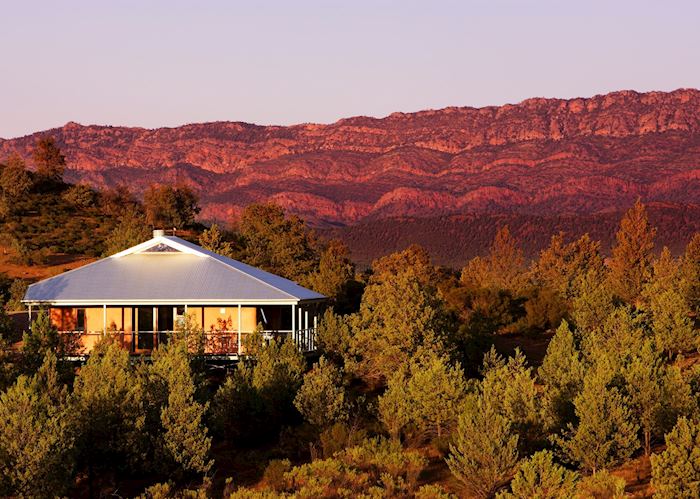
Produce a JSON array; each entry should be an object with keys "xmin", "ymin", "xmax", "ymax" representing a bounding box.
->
[{"xmin": 1, "ymin": 0, "xmax": 698, "ymax": 138}]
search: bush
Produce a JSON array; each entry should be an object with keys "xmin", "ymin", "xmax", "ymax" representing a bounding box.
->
[
  {"xmin": 497, "ymin": 450, "xmax": 578, "ymax": 499},
  {"xmin": 319, "ymin": 422, "xmax": 367, "ymax": 459},
  {"xmin": 574, "ymin": 470, "xmax": 625, "ymax": 499},
  {"xmin": 262, "ymin": 459, "xmax": 292, "ymax": 491}
]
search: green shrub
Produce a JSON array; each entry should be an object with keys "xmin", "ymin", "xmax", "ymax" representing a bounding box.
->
[{"xmin": 262, "ymin": 459, "xmax": 292, "ymax": 491}]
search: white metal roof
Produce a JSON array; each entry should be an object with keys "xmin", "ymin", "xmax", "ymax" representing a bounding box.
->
[{"xmin": 24, "ymin": 235, "xmax": 326, "ymax": 304}]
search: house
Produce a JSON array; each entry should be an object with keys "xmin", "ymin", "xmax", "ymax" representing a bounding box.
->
[{"xmin": 22, "ymin": 230, "xmax": 326, "ymax": 358}]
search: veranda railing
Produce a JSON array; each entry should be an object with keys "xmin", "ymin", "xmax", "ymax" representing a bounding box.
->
[{"xmin": 57, "ymin": 328, "xmax": 317, "ymax": 356}]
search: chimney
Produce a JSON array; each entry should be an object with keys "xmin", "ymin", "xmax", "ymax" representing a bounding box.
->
[{"xmin": 153, "ymin": 229, "xmax": 165, "ymax": 238}]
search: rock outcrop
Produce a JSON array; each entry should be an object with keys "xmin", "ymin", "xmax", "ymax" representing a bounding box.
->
[{"xmin": 1, "ymin": 88, "xmax": 700, "ymax": 230}]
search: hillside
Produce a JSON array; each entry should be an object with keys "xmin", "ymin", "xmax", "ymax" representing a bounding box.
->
[
  {"xmin": 330, "ymin": 202, "xmax": 700, "ymax": 267},
  {"xmin": 2, "ymin": 88, "xmax": 700, "ymax": 264}
]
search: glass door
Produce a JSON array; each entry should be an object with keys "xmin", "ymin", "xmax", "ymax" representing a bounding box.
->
[
  {"xmin": 136, "ymin": 307, "xmax": 154, "ymax": 350},
  {"xmin": 157, "ymin": 306, "xmax": 174, "ymax": 346}
]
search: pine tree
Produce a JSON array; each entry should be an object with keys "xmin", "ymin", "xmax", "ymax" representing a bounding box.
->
[
  {"xmin": 348, "ymin": 269, "xmax": 453, "ymax": 386},
  {"xmin": 379, "ymin": 351, "xmax": 468, "ymax": 441},
  {"xmin": 481, "ymin": 349, "xmax": 540, "ymax": 446},
  {"xmin": 251, "ymin": 336, "xmax": 306, "ymax": 426},
  {"xmin": 608, "ymin": 200, "xmax": 656, "ymax": 304},
  {"xmin": 642, "ymin": 247, "xmax": 696, "ymax": 356},
  {"xmin": 103, "ymin": 205, "xmax": 152, "ymax": 255},
  {"xmin": 651, "ymin": 417, "xmax": 700, "ymax": 498},
  {"xmin": 538, "ymin": 320, "xmax": 586, "ymax": 432},
  {"xmin": 235, "ymin": 203, "xmax": 318, "ymax": 282},
  {"xmin": 446, "ymin": 394, "xmax": 519, "ymax": 498},
  {"xmin": 150, "ymin": 340, "xmax": 212, "ymax": 475},
  {"xmin": 198, "ymin": 223, "xmax": 235, "ymax": 258},
  {"xmin": 305, "ymin": 239, "xmax": 355, "ymax": 306},
  {"xmin": 682, "ymin": 232, "xmax": 700, "ymax": 315},
  {"xmin": 70, "ymin": 340, "xmax": 146, "ymax": 487},
  {"xmin": 33, "ymin": 136, "xmax": 66, "ymax": 182},
  {"xmin": 315, "ymin": 309, "xmax": 353, "ymax": 365},
  {"xmin": 553, "ymin": 357, "xmax": 639, "ymax": 472},
  {"xmin": 210, "ymin": 363, "xmax": 264, "ymax": 444},
  {"xmin": 531, "ymin": 232, "xmax": 604, "ymax": 301},
  {"xmin": 0, "ymin": 353, "xmax": 74, "ymax": 497},
  {"xmin": 622, "ymin": 341, "xmax": 667, "ymax": 456},
  {"xmin": 0, "ymin": 154, "xmax": 32, "ymax": 201},
  {"xmin": 569, "ymin": 269, "xmax": 615, "ymax": 334},
  {"xmin": 496, "ymin": 450, "xmax": 578, "ymax": 499},
  {"xmin": 461, "ymin": 226, "xmax": 526, "ymax": 293},
  {"xmin": 294, "ymin": 356, "xmax": 348, "ymax": 428},
  {"xmin": 21, "ymin": 309, "xmax": 61, "ymax": 373},
  {"xmin": 648, "ymin": 287, "xmax": 696, "ymax": 356},
  {"xmin": 581, "ymin": 306, "xmax": 647, "ymax": 365}
]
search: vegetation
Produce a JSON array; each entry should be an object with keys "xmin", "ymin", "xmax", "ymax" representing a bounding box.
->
[{"xmin": 0, "ymin": 142, "xmax": 699, "ymax": 497}]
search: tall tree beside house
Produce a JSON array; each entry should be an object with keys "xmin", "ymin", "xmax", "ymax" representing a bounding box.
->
[
  {"xmin": 147, "ymin": 339, "xmax": 212, "ymax": 476},
  {"xmin": 198, "ymin": 223, "xmax": 236, "ymax": 258},
  {"xmin": 21, "ymin": 309, "xmax": 60, "ymax": 374},
  {"xmin": 0, "ymin": 353, "xmax": 74, "ymax": 497},
  {"xmin": 70, "ymin": 341, "xmax": 146, "ymax": 489},
  {"xmin": 250, "ymin": 335, "xmax": 306, "ymax": 430},
  {"xmin": 212, "ymin": 334, "xmax": 306, "ymax": 443},
  {"xmin": 305, "ymin": 238, "xmax": 356, "ymax": 308},
  {"xmin": 235, "ymin": 203, "xmax": 319, "ymax": 283},
  {"xmin": 33, "ymin": 136, "xmax": 66, "ymax": 183},
  {"xmin": 144, "ymin": 184, "xmax": 201, "ymax": 229},
  {"xmin": 315, "ymin": 309, "xmax": 353, "ymax": 366},
  {"xmin": 103, "ymin": 205, "xmax": 152, "ymax": 255},
  {"xmin": 607, "ymin": 199, "xmax": 656, "ymax": 304}
]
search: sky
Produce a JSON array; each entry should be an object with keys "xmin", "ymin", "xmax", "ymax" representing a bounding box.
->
[{"xmin": 1, "ymin": 0, "xmax": 699, "ymax": 139}]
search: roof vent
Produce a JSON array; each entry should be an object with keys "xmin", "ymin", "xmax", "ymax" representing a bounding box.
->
[{"xmin": 153, "ymin": 229, "xmax": 165, "ymax": 238}]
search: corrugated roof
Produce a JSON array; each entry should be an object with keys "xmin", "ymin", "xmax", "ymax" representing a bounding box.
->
[{"xmin": 24, "ymin": 236, "xmax": 325, "ymax": 303}]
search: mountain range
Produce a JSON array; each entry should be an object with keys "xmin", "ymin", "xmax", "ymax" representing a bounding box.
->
[{"xmin": 2, "ymin": 88, "xmax": 700, "ymax": 266}]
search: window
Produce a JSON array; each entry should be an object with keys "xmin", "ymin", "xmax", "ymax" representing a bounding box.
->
[
  {"xmin": 140, "ymin": 243, "xmax": 180, "ymax": 253},
  {"xmin": 76, "ymin": 309, "xmax": 85, "ymax": 332}
]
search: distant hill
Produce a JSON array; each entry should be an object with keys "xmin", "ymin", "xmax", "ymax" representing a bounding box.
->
[
  {"xmin": 2, "ymin": 88, "xmax": 700, "ymax": 264},
  {"xmin": 328, "ymin": 203, "xmax": 700, "ymax": 268}
]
